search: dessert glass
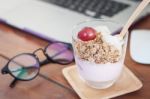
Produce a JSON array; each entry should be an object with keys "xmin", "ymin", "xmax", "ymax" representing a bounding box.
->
[{"xmin": 72, "ymin": 20, "xmax": 128, "ymax": 89}]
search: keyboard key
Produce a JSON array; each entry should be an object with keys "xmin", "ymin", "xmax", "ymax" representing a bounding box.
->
[
  {"xmin": 86, "ymin": 0, "xmax": 97, "ymax": 11},
  {"xmin": 77, "ymin": 0, "xmax": 91, "ymax": 12},
  {"xmin": 94, "ymin": 0, "xmax": 107, "ymax": 13},
  {"xmin": 63, "ymin": 0, "xmax": 75, "ymax": 7},
  {"xmin": 85, "ymin": 10, "xmax": 96, "ymax": 17}
]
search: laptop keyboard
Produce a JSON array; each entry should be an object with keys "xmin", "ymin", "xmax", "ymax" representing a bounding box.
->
[{"xmin": 42, "ymin": 0, "xmax": 130, "ymax": 18}]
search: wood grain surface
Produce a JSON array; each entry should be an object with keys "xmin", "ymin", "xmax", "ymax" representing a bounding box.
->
[{"xmin": 0, "ymin": 14, "xmax": 149, "ymax": 99}]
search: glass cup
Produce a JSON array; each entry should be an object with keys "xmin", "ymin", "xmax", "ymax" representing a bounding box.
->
[{"xmin": 72, "ymin": 19, "xmax": 128, "ymax": 89}]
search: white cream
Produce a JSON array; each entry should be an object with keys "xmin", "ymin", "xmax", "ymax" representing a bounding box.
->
[
  {"xmin": 94, "ymin": 26, "xmax": 123, "ymax": 55},
  {"xmin": 102, "ymin": 34, "xmax": 123, "ymax": 54},
  {"xmin": 94, "ymin": 25, "xmax": 111, "ymax": 35}
]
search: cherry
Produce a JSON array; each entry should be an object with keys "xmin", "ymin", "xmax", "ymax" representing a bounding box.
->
[{"xmin": 78, "ymin": 27, "xmax": 96, "ymax": 41}]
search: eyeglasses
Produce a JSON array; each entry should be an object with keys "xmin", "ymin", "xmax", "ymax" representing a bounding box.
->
[{"xmin": 1, "ymin": 42, "xmax": 74, "ymax": 88}]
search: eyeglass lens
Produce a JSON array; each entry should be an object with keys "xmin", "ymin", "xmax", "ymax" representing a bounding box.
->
[
  {"xmin": 46, "ymin": 43, "xmax": 74, "ymax": 64},
  {"xmin": 8, "ymin": 54, "xmax": 40, "ymax": 80}
]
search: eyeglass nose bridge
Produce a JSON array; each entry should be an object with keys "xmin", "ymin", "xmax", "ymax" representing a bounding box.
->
[
  {"xmin": 33, "ymin": 48, "xmax": 45, "ymax": 55},
  {"xmin": 33, "ymin": 48, "xmax": 48, "ymax": 62}
]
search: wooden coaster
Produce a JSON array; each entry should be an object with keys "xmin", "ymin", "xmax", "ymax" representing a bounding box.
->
[{"xmin": 62, "ymin": 65, "xmax": 143, "ymax": 99}]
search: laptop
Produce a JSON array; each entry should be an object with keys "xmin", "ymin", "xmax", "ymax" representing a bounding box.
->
[{"xmin": 0, "ymin": 0, "xmax": 149, "ymax": 43}]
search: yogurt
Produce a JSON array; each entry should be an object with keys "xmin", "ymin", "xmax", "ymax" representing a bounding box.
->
[
  {"xmin": 73, "ymin": 25, "xmax": 127, "ymax": 89},
  {"xmin": 75, "ymin": 55, "xmax": 124, "ymax": 89}
]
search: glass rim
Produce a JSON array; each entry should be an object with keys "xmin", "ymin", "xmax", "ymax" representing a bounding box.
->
[
  {"xmin": 72, "ymin": 18, "xmax": 123, "ymax": 41},
  {"xmin": 72, "ymin": 18, "xmax": 121, "ymax": 33}
]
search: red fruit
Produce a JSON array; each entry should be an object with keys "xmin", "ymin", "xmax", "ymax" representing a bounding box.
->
[{"xmin": 78, "ymin": 27, "xmax": 96, "ymax": 41}]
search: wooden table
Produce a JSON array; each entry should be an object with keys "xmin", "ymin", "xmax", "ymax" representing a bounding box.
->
[{"xmin": 0, "ymin": 14, "xmax": 149, "ymax": 99}]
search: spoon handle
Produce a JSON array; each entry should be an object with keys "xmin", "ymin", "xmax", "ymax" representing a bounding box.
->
[{"xmin": 119, "ymin": 0, "xmax": 150, "ymax": 39}]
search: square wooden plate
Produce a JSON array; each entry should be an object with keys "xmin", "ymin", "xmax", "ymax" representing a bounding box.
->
[{"xmin": 62, "ymin": 65, "xmax": 143, "ymax": 99}]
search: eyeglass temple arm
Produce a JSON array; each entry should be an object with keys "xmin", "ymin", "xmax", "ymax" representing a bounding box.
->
[
  {"xmin": 9, "ymin": 78, "xmax": 18, "ymax": 88},
  {"xmin": 1, "ymin": 66, "xmax": 18, "ymax": 88},
  {"xmin": 1, "ymin": 61, "xmax": 18, "ymax": 88},
  {"xmin": 2, "ymin": 65, "xmax": 33, "ymax": 88},
  {"xmin": 9, "ymin": 66, "xmax": 36, "ymax": 88},
  {"xmin": 9, "ymin": 67, "xmax": 28, "ymax": 88},
  {"xmin": 1, "ymin": 55, "xmax": 35, "ymax": 88},
  {"xmin": 1, "ymin": 65, "xmax": 8, "ymax": 74}
]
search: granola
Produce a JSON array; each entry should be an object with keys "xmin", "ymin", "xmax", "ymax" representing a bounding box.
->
[{"xmin": 74, "ymin": 33, "xmax": 122, "ymax": 64}]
